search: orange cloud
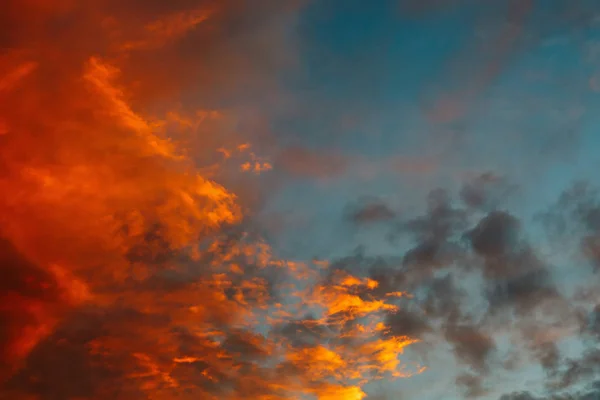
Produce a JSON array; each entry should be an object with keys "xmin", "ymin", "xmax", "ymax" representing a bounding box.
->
[{"xmin": 0, "ymin": 1, "xmax": 422, "ymax": 398}]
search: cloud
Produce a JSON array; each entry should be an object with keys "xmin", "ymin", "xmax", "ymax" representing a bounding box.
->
[
  {"xmin": 3, "ymin": 1, "xmax": 600, "ymax": 398},
  {"xmin": 329, "ymin": 181, "xmax": 600, "ymax": 396},
  {"xmin": 391, "ymin": 189, "xmax": 469, "ymax": 278},
  {"xmin": 422, "ymin": 274, "xmax": 465, "ymax": 319},
  {"xmin": 266, "ymin": 174, "xmax": 600, "ymax": 399},
  {"xmin": 582, "ymin": 304, "xmax": 600, "ymax": 340},
  {"xmin": 539, "ymin": 181, "xmax": 600, "ymax": 271},
  {"xmin": 466, "ymin": 211, "xmax": 521, "ymax": 262},
  {"xmin": 0, "ymin": 237, "xmax": 69, "ymax": 383},
  {"xmin": 345, "ymin": 197, "xmax": 397, "ymax": 225},
  {"xmin": 385, "ymin": 307, "xmax": 432, "ymax": 339},
  {"xmin": 532, "ymin": 342, "xmax": 561, "ymax": 376},
  {"xmin": 548, "ymin": 349, "xmax": 600, "ymax": 391},
  {"xmin": 273, "ymin": 146, "xmax": 351, "ymax": 179},
  {"xmin": 404, "ymin": 189, "xmax": 469, "ymax": 243},
  {"xmin": 456, "ymin": 372, "xmax": 488, "ymax": 398},
  {"xmin": 485, "ymin": 266, "xmax": 560, "ymax": 315},
  {"xmin": 444, "ymin": 323, "xmax": 495, "ymax": 372},
  {"xmin": 498, "ymin": 393, "xmax": 539, "ymax": 400},
  {"xmin": 459, "ymin": 172, "xmax": 518, "ymax": 211},
  {"xmin": 466, "ymin": 211, "xmax": 563, "ymax": 316},
  {"xmin": 499, "ymin": 380, "xmax": 600, "ymax": 400},
  {"xmin": 277, "ymin": 314, "xmax": 330, "ymax": 348},
  {"xmin": 0, "ymin": 1, "xmax": 429, "ymax": 398}
]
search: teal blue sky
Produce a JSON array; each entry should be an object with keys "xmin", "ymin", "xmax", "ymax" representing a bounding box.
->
[{"xmin": 249, "ymin": 1, "xmax": 600, "ymax": 399}]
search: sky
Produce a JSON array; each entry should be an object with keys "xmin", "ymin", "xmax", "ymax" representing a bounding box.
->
[{"xmin": 1, "ymin": 1, "xmax": 600, "ymax": 399}]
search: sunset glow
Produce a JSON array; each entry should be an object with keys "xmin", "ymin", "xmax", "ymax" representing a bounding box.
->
[{"xmin": 2, "ymin": 1, "xmax": 600, "ymax": 399}]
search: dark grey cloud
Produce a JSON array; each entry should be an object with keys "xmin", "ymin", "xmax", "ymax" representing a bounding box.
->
[
  {"xmin": 402, "ymin": 239, "xmax": 464, "ymax": 272},
  {"xmin": 277, "ymin": 314, "xmax": 330, "ymax": 348},
  {"xmin": 584, "ymin": 304, "xmax": 600, "ymax": 340},
  {"xmin": 499, "ymin": 380, "xmax": 600, "ymax": 400},
  {"xmin": 367, "ymin": 263, "xmax": 409, "ymax": 295},
  {"xmin": 444, "ymin": 323, "xmax": 495, "ymax": 372},
  {"xmin": 460, "ymin": 172, "xmax": 517, "ymax": 212},
  {"xmin": 582, "ymin": 234, "xmax": 600, "ymax": 271},
  {"xmin": 485, "ymin": 266, "xmax": 559, "ymax": 315},
  {"xmin": 539, "ymin": 182, "xmax": 600, "ymax": 271},
  {"xmin": 466, "ymin": 210, "xmax": 521, "ymax": 262},
  {"xmin": 345, "ymin": 196, "xmax": 397, "ymax": 225},
  {"xmin": 464, "ymin": 210, "xmax": 563, "ymax": 316},
  {"xmin": 393, "ymin": 189, "xmax": 469, "ymax": 277},
  {"xmin": 385, "ymin": 307, "xmax": 432, "ymax": 339},
  {"xmin": 499, "ymin": 392, "xmax": 539, "ymax": 400},
  {"xmin": 549, "ymin": 349, "xmax": 600, "ymax": 391},
  {"xmin": 532, "ymin": 342, "xmax": 561, "ymax": 376},
  {"xmin": 456, "ymin": 372, "xmax": 488, "ymax": 398},
  {"xmin": 404, "ymin": 189, "xmax": 469, "ymax": 243},
  {"xmin": 422, "ymin": 273, "xmax": 465, "ymax": 320}
]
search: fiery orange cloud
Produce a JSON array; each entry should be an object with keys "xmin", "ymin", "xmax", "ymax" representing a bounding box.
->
[{"xmin": 0, "ymin": 1, "xmax": 422, "ymax": 398}]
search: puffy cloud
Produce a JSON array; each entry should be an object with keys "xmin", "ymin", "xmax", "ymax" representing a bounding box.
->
[{"xmin": 467, "ymin": 211, "xmax": 521, "ymax": 262}]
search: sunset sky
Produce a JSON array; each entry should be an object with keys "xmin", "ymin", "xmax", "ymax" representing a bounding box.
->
[{"xmin": 1, "ymin": 1, "xmax": 600, "ymax": 399}]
